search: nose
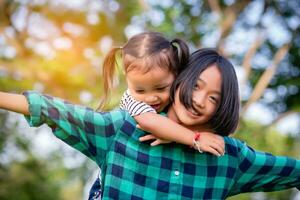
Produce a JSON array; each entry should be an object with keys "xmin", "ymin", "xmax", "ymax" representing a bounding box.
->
[
  {"xmin": 145, "ymin": 95, "xmax": 158, "ymax": 103},
  {"xmin": 193, "ymin": 92, "xmax": 205, "ymax": 108}
]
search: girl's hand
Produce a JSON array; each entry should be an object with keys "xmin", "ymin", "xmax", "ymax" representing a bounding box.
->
[
  {"xmin": 137, "ymin": 123, "xmax": 171, "ymax": 146},
  {"xmin": 139, "ymin": 134, "xmax": 171, "ymax": 146},
  {"xmin": 196, "ymin": 132, "xmax": 225, "ymax": 156}
]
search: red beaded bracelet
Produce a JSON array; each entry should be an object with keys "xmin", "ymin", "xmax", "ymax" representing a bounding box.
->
[{"xmin": 193, "ymin": 132, "xmax": 203, "ymax": 153}]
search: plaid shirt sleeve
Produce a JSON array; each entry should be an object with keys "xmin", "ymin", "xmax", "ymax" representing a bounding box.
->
[
  {"xmin": 228, "ymin": 139, "xmax": 300, "ymax": 196},
  {"xmin": 23, "ymin": 91, "xmax": 124, "ymax": 164}
]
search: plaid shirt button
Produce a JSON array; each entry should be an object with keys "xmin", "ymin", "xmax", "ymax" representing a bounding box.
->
[{"xmin": 174, "ymin": 170, "xmax": 180, "ymax": 176}]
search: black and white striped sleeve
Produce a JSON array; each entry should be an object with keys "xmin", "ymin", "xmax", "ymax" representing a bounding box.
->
[{"xmin": 119, "ymin": 90, "xmax": 156, "ymax": 116}]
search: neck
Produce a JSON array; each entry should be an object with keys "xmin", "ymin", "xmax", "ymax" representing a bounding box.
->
[{"xmin": 167, "ymin": 105, "xmax": 212, "ymax": 132}]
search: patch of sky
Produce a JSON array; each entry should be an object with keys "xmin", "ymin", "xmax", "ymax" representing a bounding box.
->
[
  {"xmin": 27, "ymin": 13, "xmax": 60, "ymax": 40},
  {"xmin": 63, "ymin": 22, "xmax": 86, "ymax": 37},
  {"xmin": 201, "ymin": 30, "xmax": 220, "ymax": 47},
  {"xmin": 87, "ymin": 12, "xmax": 100, "ymax": 25},
  {"xmin": 277, "ymin": 113, "xmax": 300, "ymax": 136},
  {"xmin": 147, "ymin": 9, "xmax": 165, "ymax": 27},
  {"xmin": 263, "ymin": 88, "xmax": 277, "ymax": 103},
  {"xmin": 2, "ymin": 46, "xmax": 17, "ymax": 59},
  {"xmin": 52, "ymin": 37, "xmax": 72, "ymax": 50},
  {"xmin": 11, "ymin": 6, "xmax": 28, "ymax": 32},
  {"xmin": 147, "ymin": 0, "xmax": 173, "ymax": 8},
  {"xmin": 79, "ymin": 90, "xmax": 93, "ymax": 104},
  {"xmin": 83, "ymin": 48, "xmax": 95, "ymax": 60},
  {"xmin": 287, "ymin": 16, "xmax": 300, "ymax": 30},
  {"xmin": 242, "ymin": 0, "xmax": 264, "ymax": 26},
  {"xmin": 185, "ymin": 0, "xmax": 201, "ymax": 6},
  {"xmin": 88, "ymin": 0, "xmax": 104, "ymax": 12},
  {"xmin": 50, "ymin": 0, "xmax": 88, "ymax": 11},
  {"xmin": 252, "ymin": 50, "xmax": 272, "ymax": 69},
  {"xmin": 262, "ymin": 9, "xmax": 292, "ymax": 47},
  {"xmin": 244, "ymin": 102, "xmax": 275, "ymax": 125},
  {"xmin": 33, "ymin": 82, "xmax": 44, "ymax": 92},
  {"xmin": 224, "ymin": 27, "xmax": 258, "ymax": 55},
  {"xmin": 190, "ymin": 4, "xmax": 201, "ymax": 17},
  {"xmin": 174, "ymin": 21, "xmax": 185, "ymax": 33},
  {"xmin": 98, "ymin": 36, "xmax": 113, "ymax": 54},
  {"xmin": 108, "ymin": 1, "xmax": 120, "ymax": 12},
  {"xmin": 197, "ymin": 13, "xmax": 218, "ymax": 34},
  {"xmin": 4, "ymin": 27, "xmax": 16, "ymax": 38},
  {"xmin": 30, "ymin": 0, "xmax": 47, "ymax": 6},
  {"xmin": 15, "ymin": 0, "xmax": 29, "ymax": 5},
  {"xmin": 124, "ymin": 15, "xmax": 147, "ymax": 38},
  {"xmin": 34, "ymin": 41, "xmax": 56, "ymax": 59},
  {"xmin": 288, "ymin": 85, "xmax": 298, "ymax": 95}
]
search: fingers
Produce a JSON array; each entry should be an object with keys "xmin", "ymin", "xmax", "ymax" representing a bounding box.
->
[
  {"xmin": 197, "ymin": 135, "xmax": 225, "ymax": 156},
  {"xmin": 205, "ymin": 147, "xmax": 223, "ymax": 157},
  {"xmin": 150, "ymin": 139, "xmax": 161, "ymax": 146},
  {"xmin": 139, "ymin": 134, "xmax": 156, "ymax": 142},
  {"xmin": 209, "ymin": 142, "xmax": 225, "ymax": 156}
]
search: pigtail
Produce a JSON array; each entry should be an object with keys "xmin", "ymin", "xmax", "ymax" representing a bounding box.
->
[
  {"xmin": 99, "ymin": 47, "xmax": 121, "ymax": 110},
  {"xmin": 171, "ymin": 38, "xmax": 190, "ymax": 73}
]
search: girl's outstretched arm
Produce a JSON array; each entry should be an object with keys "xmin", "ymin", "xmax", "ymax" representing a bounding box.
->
[
  {"xmin": 135, "ymin": 113, "xmax": 225, "ymax": 156},
  {"xmin": 228, "ymin": 138, "xmax": 300, "ymax": 196},
  {"xmin": 0, "ymin": 92, "xmax": 29, "ymax": 115}
]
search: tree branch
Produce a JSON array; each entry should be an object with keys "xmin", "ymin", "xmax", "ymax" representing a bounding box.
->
[
  {"xmin": 240, "ymin": 33, "xmax": 265, "ymax": 90},
  {"xmin": 216, "ymin": 0, "xmax": 251, "ymax": 53},
  {"xmin": 208, "ymin": 0, "xmax": 221, "ymax": 17},
  {"xmin": 241, "ymin": 43, "xmax": 291, "ymax": 115}
]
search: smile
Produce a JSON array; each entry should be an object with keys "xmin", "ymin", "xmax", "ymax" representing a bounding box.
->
[
  {"xmin": 150, "ymin": 103, "xmax": 161, "ymax": 110},
  {"xmin": 187, "ymin": 109, "xmax": 202, "ymax": 117}
]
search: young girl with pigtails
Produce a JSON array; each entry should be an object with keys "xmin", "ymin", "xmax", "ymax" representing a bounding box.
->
[{"xmin": 100, "ymin": 32, "xmax": 224, "ymax": 154}]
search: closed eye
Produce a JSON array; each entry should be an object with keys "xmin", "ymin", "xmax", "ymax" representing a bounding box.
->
[
  {"xmin": 135, "ymin": 90, "xmax": 145, "ymax": 94},
  {"xmin": 156, "ymin": 86, "xmax": 168, "ymax": 91}
]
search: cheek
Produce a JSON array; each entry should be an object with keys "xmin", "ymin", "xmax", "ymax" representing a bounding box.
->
[
  {"xmin": 207, "ymin": 103, "xmax": 218, "ymax": 117},
  {"xmin": 130, "ymin": 92, "xmax": 144, "ymax": 102},
  {"xmin": 160, "ymin": 92, "xmax": 170, "ymax": 103}
]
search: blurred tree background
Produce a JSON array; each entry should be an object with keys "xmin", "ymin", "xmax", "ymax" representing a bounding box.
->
[{"xmin": 0, "ymin": 0, "xmax": 299, "ymax": 199}]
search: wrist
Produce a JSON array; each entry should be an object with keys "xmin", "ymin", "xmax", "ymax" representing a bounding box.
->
[{"xmin": 192, "ymin": 132, "xmax": 203, "ymax": 153}]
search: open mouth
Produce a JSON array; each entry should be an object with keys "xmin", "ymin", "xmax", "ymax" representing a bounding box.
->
[{"xmin": 150, "ymin": 104, "xmax": 161, "ymax": 111}]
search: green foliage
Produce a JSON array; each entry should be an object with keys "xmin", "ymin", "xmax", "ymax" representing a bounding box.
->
[{"xmin": 0, "ymin": 158, "xmax": 61, "ymax": 200}]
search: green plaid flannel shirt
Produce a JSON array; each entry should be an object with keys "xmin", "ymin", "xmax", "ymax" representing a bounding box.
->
[{"xmin": 24, "ymin": 91, "xmax": 300, "ymax": 199}]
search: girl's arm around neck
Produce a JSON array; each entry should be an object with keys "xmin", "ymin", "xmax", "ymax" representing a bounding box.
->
[
  {"xmin": 0, "ymin": 92, "xmax": 29, "ymax": 115},
  {"xmin": 135, "ymin": 112, "xmax": 194, "ymax": 146},
  {"xmin": 134, "ymin": 112, "xmax": 225, "ymax": 156}
]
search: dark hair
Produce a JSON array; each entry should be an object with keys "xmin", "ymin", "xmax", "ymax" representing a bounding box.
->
[
  {"xmin": 170, "ymin": 48, "xmax": 240, "ymax": 136},
  {"xmin": 100, "ymin": 32, "xmax": 189, "ymax": 109}
]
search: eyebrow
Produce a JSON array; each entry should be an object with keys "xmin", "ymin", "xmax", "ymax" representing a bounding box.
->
[
  {"xmin": 155, "ymin": 83, "xmax": 171, "ymax": 87},
  {"xmin": 135, "ymin": 83, "xmax": 170, "ymax": 90},
  {"xmin": 197, "ymin": 78, "xmax": 221, "ymax": 95}
]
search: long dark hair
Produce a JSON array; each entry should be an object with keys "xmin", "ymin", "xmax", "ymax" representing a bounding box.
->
[
  {"xmin": 170, "ymin": 48, "xmax": 240, "ymax": 136},
  {"xmin": 100, "ymin": 32, "xmax": 189, "ymax": 109}
]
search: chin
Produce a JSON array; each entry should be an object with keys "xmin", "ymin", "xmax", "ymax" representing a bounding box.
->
[{"xmin": 177, "ymin": 116, "xmax": 198, "ymax": 126}]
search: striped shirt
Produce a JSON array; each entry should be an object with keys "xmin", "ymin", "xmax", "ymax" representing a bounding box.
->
[{"xmin": 119, "ymin": 90, "xmax": 156, "ymax": 116}]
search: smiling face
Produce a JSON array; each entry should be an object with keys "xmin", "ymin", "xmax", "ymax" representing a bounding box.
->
[
  {"xmin": 126, "ymin": 67, "xmax": 175, "ymax": 112},
  {"xmin": 168, "ymin": 64, "xmax": 222, "ymax": 129}
]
